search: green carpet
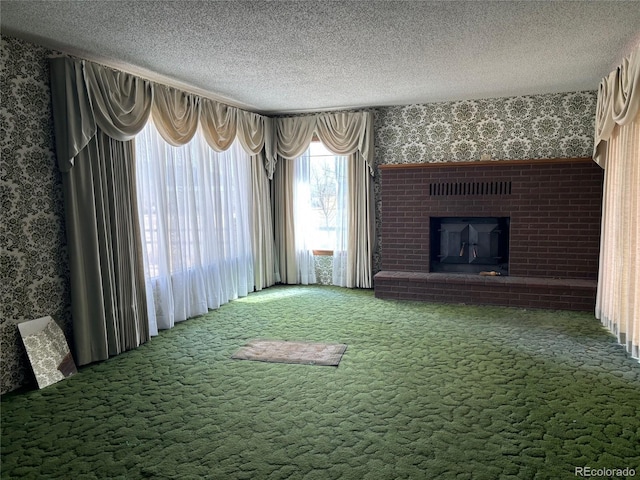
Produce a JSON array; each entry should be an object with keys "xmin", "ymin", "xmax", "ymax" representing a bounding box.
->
[{"xmin": 2, "ymin": 285, "xmax": 639, "ymax": 479}]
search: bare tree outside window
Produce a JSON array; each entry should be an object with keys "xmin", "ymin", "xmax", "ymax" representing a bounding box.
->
[
  {"xmin": 306, "ymin": 141, "xmax": 347, "ymax": 250},
  {"xmin": 310, "ymin": 158, "xmax": 338, "ymax": 233}
]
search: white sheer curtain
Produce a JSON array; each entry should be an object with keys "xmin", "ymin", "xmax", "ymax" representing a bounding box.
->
[
  {"xmin": 293, "ymin": 150, "xmax": 316, "ymax": 284},
  {"xmin": 596, "ymin": 116, "xmax": 640, "ymax": 358},
  {"xmin": 135, "ymin": 120, "xmax": 253, "ymax": 332},
  {"xmin": 291, "ymin": 145, "xmax": 350, "ymax": 286},
  {"xmin": 593, "ymin": 43, "xmax": 640, "ymax": 359},
  {"xmin": 332, "ymin": 155, "xmax": 349, "ymax": 286}
]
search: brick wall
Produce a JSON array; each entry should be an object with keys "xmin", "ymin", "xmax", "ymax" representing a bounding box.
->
[
  {"xmin": 375, "ymin": 158, "xmax": 604, "ymax": 311},
  {"xmin": 380, "ymin": 158, "xmax": 603, "ymax": 280}
]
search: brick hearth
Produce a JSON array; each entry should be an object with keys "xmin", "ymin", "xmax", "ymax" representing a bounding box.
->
[{"xmin": 374, "ymin": 158, "xmax": 603, "ymax": 311}]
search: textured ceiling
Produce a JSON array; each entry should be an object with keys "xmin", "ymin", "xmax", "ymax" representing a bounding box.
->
[{"xmin": 2, "ymin": 1, "xmax": 640, "ymax": 114}]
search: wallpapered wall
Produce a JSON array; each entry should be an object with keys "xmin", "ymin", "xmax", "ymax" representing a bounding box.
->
[
  {"xmin": 374, "ymin": 92, "xmax": 596, "ymax": 165},
  {"xmin": 371, "ymin": 91, "xmax": 598, "ymax": 271},
  {"xmin": 0, "ymin": 35, "xmax": 598, "ymax": 394},
  {"xmin": 0, "ymin": 36, "xmax": 71, "ymax": 394}
]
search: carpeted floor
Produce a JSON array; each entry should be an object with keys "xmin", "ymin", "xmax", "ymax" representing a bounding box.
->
[{"xmin": 2, "ymin": 285, "xmax": 639, "ymax": 479}]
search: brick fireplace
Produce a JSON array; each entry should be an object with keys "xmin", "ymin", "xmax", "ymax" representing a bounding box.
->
[{"xmin": 374, "ymin": 158, "xmax": 603, "ymax": 311}]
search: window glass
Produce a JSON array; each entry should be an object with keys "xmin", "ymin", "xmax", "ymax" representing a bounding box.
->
[{"xmin": 306, "ymin": 142, "xmax": 347, "ymax": 250}]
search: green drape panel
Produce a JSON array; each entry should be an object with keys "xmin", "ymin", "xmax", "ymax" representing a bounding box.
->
[
  {"xmin": 48, "ymin": 58, "xmax": 96, "ymax": 172},
  {"xmin": 59, "ymin": 131, "xmax": 149, "ymax": 365},
  {"xmin": 96, "ymin": 132, "xmax": 150, "ymax": 354},
  {"xmin": 50, "ymin": 57, "xmax": 153, "ymax": 365},
  {"xmin": 251, "ymin": 153, "xmax": 279, "ymax": 289},
  {"xmin": 347, "ymin": 152, "xmax": 374, "ymax": 288},
  {"xmin": 59, "ymin": 136, "xmax": 109, "ymax": 362},
  {"xmin": 273, "ymin": 157, "xmax": 297, "ymax": 284}
]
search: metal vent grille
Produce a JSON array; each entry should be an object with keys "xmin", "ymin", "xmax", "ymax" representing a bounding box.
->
[{"xmin": 429, "ymin": 181, "xmax": 512, "ymax": 196}]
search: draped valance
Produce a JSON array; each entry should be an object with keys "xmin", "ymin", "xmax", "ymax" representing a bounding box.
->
[
  {"xmin": 276, "ymin": 111, "xmax": 375, "ymax": 175},
  {"xmin": 152, "ymin": 86, "xmax": 199, "ymax": 146},
  {"xmin": 593, "ymin": 43, "xmax": 640, "ymax": 168},
  {"xmin": 49, "ymin": 57, "xmax": 277, "ymax": 176},
  {"xmin": 199, "ymin": 99, "xmax": 237, "ymax": 152}
]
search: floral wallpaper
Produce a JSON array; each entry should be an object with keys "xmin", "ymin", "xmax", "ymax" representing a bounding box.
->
[
  {"xmin": 20, "ymin": 316, "xmax": 77, "ymax": 389},
  {"xmin": 372, "ymin": 91, "xmax": 598, "ymax": 272},
  {"xmin": 0, "ymin": 36, "xmax": 71, "ymax": 394},
  {"xmin": 374, "ymin": 92, "xmax": 596, "ymax": 165},
  {"xmin": 314, "ymin": 256, "xmax": 333, "ymax": 285}
]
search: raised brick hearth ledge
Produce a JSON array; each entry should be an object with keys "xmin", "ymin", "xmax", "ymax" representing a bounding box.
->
[{"xmin": 374, "ymin": 271, "xmax": 597, "ymax": 312}]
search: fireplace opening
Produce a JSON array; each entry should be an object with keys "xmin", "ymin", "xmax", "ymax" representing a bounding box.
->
[{"xmin": 430, "ymin": 217, "xmax": 510, "ymax": 275}]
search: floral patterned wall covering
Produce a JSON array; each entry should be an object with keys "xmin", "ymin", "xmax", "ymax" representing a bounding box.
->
[
  {"xmin": 371, "ymin": 91, "xmax": 598, "ymax": 272},
  {"xmin": 314, "ymin": 256, "xmax": 333, "ymax": 285},
  {"xmin": 0, "ymin": 36, "xmax": 71, "ymax": 394}
]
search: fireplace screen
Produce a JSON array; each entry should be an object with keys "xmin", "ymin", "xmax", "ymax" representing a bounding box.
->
[{"xmin": 430, "ymin": 217, "xmax": 509, "ymax": 274}]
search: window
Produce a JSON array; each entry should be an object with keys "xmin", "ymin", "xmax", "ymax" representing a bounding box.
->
[{"xmin": 303, "ymin": 141, "xmax": 348, "ymax": 251}]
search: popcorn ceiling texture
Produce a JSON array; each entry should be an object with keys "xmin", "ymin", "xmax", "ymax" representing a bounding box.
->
[
  {"xmin": 1, "ymin": 1, "xmax": 638, "ymax": 113},
  {"xmin": 0, "ymin": 35, "xmax": 598, "ymax": 394}
]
